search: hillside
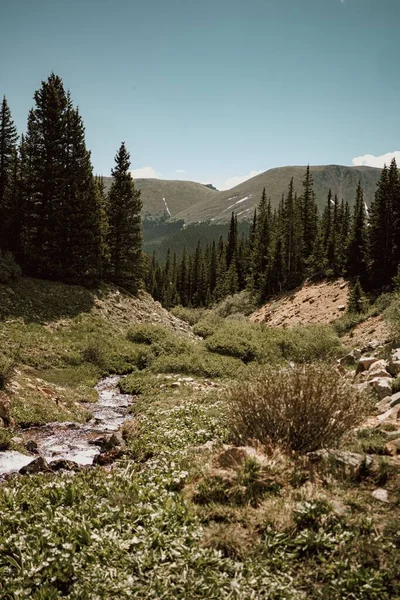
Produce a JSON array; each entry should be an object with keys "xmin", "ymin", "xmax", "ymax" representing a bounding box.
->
[
  {"xmin": 105, "ymin": 164, "xmax": 381, "ymax": 225},
  {"xmin": 175, "ymin": 164, "xmax": 381, "ymax": 224}
]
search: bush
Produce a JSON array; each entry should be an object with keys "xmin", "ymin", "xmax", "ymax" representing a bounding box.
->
[
  {"xmin": 0, "ymin": 429, "xmax": 12, "ymax": 450},
  {"xmin": 214, "ymin": 290, "xmax": 257, "ymax": 318},
  {"xmin": 127, "ymin": 324, "xmax": 172, "ymax": 345},
  {"xmin": 0, "ymin": 250, "xmax": 22, "ymax": 284},
  {"xmin": 384, "ymin": 293, "xmax": 400, "ymax": 342},
  {"xmin": 0, "ymin": 354, "xmax": 17, "ymax": 390},
  {"xmin": 152, "ymin": 350, "xmax": 243, "ymax": 379},
  {"xmin": 193, "ymin": 313, "xmax": 224, "ymax": 338},
  {"xmin": 205, "ymin": 321, "xmax": 342, "ymax": 365},
  {"xmin": 227, "ymin": 364, "xmax": 369, "ymax": 453},
  {"xmin": 170, "ymin": 306, "xmax": 209, "ymax": 326}
]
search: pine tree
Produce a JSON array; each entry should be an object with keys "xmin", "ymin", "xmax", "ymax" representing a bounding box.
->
[
  {"xmin": 346, "ymin": 181, "xmax": 367, "ymax": 282},
  {"xmin": 347, "ymin": 279, "xmax": 366, "ymax": 313},
  {"xmin": 283, "ymin": 180, "xmax": 304, "ymax": 289},
  {"xmin": 107, "ymin": 142, "xmax": 143, "ymax": 292},
  {"xmin": 368, "ymin": 164, "xmax": 391, "ymax": 288},
  {"xmin": 300, "ymin": 165, "xmax": 318, "ymax": 262},
  {"xmin": 0, "ymin": 96, "xmax": 18, "ymax": 251},
  {"xmin": 23, "ymin": 74, "xmax": 70, "ymax": 276}
]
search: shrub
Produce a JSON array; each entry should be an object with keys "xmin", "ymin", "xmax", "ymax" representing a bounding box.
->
[
  {"xmin": 384, "ymin": 293, "xmax": 400, "ymax": 342},
  {"xmin": 0, "ymin": 250, "xmax": 22, "ymax": 284},
  {"xmin": 214, "ymin": 290, "xmax": 257, "ymax": 318},
  {"xmin": 170, "ymin": 306, "xmax": 209, "ymax": 326},
  {"xmin": 127, "ymin": 324, "xmax": 172, "ymax": 345},
  {"xmin": 152, "ymin": 350, "xmax": 243, "ymax": 379},
  {"xmin": 193, "ymin": 313, "xmax": 224, "ymax": 338},
  {"xmin": 0, "ymin": 429, "xmax": 12, "ymax": 450},
  {"xmin": 227, "ymin": 364, "xmax": 369, "ymax": 453},
  {"xmin": 81, "ymin": 339, "xmax": 107, "ymax": 366},
  {"xmin": 0, "ymin": 354, "xmax": 17, "ymax": 390}
]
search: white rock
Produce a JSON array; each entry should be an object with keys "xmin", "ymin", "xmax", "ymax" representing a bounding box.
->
[
  {"xmin": 371, "ymin": 488, "xmax": 389, "ymax": 503},
  {"xmin": 390, "ymin": 392, "xmax": 400, "ymax": 408}
]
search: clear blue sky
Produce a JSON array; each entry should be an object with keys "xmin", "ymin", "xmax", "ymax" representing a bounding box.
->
[{"xmin": 1, "ymin": 0, "xmax": 399, "ymax": 189}]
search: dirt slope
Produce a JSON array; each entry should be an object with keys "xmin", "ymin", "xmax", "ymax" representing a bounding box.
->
[{"xmin": 250, "ymin": 279, "xmax": 349, "ymax": 327}]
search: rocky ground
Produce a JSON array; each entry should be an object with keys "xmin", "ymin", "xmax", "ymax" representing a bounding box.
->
[{"xmin": 250, "ymin": 279, "xmax": 350, "ymax": 326}]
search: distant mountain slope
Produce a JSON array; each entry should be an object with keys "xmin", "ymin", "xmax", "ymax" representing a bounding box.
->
[
  {"xmin": 174, "ymin": 165, "xmax": 381, "ymax": 224},
  {"xmin": 103, "ymin": 177, "xmax": 217, "ymax": 218},
  {"xmin": 103, "ymin": 164, "xmax": 381, "ymax": 225}
]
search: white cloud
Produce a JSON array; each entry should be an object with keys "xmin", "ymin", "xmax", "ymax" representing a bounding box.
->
[
  {"xmin": 222, "ymin": 170, "xmax": 263, "ymax": 191},
  {"xmin": 176, "ymin": 169, "xmax": 186, "ymax": 173},
  {"xmin": 352, "ymin": 151, "xmax": 400, "ymax": 169},
  {"xmin": 130, "ymin": 166, "xmax": 162, "ymax": 179}
]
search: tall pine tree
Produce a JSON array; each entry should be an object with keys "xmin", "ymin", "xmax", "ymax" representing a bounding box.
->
[{"xmin": 107, "ymin": 142, "xmax": 143, "ymax": 292}]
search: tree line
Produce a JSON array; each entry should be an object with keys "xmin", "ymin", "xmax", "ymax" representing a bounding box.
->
[
  {"xmin": 146, "ymin": 164, "xmax": 400, "ymax": 308},
  {"xmin": 0, "ymin": 74, "xmax": 142, "ymax": 291}
]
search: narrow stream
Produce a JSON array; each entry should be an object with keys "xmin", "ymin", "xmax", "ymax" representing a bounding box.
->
[{"xmin": 0, "ymin": 376, "xmax": 133, "ymax": 478}]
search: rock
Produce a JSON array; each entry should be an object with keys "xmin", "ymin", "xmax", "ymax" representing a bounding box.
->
[
  {"xmin": 19, "ymin": 457, "xmax": 53, "ymax": 475},
  {"xmin": 91, "ymin": 432, "xmax": 125, "ymax": 452},
  {"xmin": 0, "ymin": 391, "xmax": 11, "ymax": 427},
  {"xmin": 338, "ymin": 305, "xmax": 346, "ymax": 311},
  {"xmin": 356, "ymin": 356, "xmax": 379, "ymax": 375},
  {"xmin": 385, "ymin": 439, "xmax": 400, "ymax": 456},
  {"xmin": 25, "ymin": 440, "xmax": 39, "ymax": 454},
  {"xmin": 369, "ymin": 377, "xmax": 392, "ymax": 399},
  {"xmin": 377, "ymin": 405, "xmax": 400, "ymax": 423},
  {"xmin": 50, "ymin": 459, "xmax": 82, "ymax": 472},
  {"xmin": 339, "ymin": 282, "xmax": 347, "ymax": 289},
  {"xmin": 171, "ymin": 381, "xmax": 181, "ymax": 388},
  {"xmin": 371, "ymin": 488, "xmax": 389, "ymax": 503},
  {"xmin": 93, "ymin": 449, "xmax": 123, "ymax": 466},
  {"xmin": 367, "ymin": 359, "xmax": 390, "ymax": 377},
  {"xmin": 387, "ymin": 349, "xmax": 400, "ymax": 377},
  {"xmin": 339, "ymin": 349, "xmax": 361, "ymax": 367},
  {"xmin": 0, "ymin": 417, "xmax": 5, "ymax": 428},
  {"xmin": 390, "ymin": 392, "xmax": 400, "ymax": 408},
  {"xmin": 308, "ymin": 449, "xmax": 373, "ymax": 474},
  {"xmin": 11, "ymin": 436, "xmax": 23, "ymax": 445},
  {"xmin": 375, "ymin": 398, "xmax": 392, "ymax": 414}
]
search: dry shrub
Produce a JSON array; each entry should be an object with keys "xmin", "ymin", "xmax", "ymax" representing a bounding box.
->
[{"xmin": 228, "ymin": 364, "xmax": 370, "ymax": 454}]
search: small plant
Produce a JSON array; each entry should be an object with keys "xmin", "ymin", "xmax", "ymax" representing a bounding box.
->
[
  {"xmin": 347, "ymin": 279, "xmax": 367, "ymax": 314},
  {"xmin": 391, "ymin": 378, "xmax": 400, "ymax": 394},
  {"xmin": 0, "ymin": 353, "xmax": 17, "ymax": 390},
  {"xmin": 0, "ymin": 428, "xmax": 12, "ymax": 450},
  {"xmin": 228, "ymin": 364, "xmax": 369, "ymax": 453}
]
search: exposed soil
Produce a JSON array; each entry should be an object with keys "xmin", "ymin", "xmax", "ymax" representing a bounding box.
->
[{"xmin": 250, "ymin": 279, "xmax": 349, "ymax": 327}]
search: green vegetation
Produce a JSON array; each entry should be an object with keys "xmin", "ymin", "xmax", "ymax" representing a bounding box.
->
[
  {"xmin": 0, "ymin": 360, "xmax": 398, "ymax": 598},
  {"xmin": 227, "ymin": 365, "xmax": 369, "ymax": 453}
]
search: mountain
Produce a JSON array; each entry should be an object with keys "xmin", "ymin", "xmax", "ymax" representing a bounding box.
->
[
  {"xmin": 174, "ymin": 165, "xmax": 381, "ymax": 223},
  {"xmin": 105, "ymin": 164, "xmax": 381, "ymax": 224},
  {"xmin": 103, "ymin": 177, "xmax": 216, "ymax": 219}
]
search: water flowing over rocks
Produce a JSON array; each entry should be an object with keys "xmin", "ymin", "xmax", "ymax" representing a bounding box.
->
[{"xmin": 0, "ymin": 376, "xmax": 133, "ymax": 479}]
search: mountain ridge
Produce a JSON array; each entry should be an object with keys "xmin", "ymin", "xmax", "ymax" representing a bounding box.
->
[{"xmin": 103, "ymin": 164, "xmax": 381, "ymax": 224}]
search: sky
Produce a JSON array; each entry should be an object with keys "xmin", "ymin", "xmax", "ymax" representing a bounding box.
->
[{"xmin": 1, "ymin": 0, "xmax": 399, "ymax": 190}]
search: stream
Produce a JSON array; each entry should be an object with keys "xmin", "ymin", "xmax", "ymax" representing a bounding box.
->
[{"xmin": 0, "ymin": 376, "xmax": 133, "ymax": 479}]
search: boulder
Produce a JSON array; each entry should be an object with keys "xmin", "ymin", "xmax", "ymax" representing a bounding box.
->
[
  {"xmin": 308, "ymin": 449, "xmax": 373, "ymax": 475},
  {"xmin": 356, "ymin": 356, "xmax": 379, "ymax": 375},
  {"xmin": 377, "ymin": 405, "xmax": 400, "ymax": 423},
  {"xmin": 50, "ymin": 459, "xmax": 82, "ymax": 472},
  {"xmin": 93, "ymin": 449, "xmax": 123, "ymax": 466},
  {"xmin": 387, "ymin": 349, "xmax": 400, "ymax": 377},
  {"xmin": 375, "ymin": 398, "xmax": 392, "ymax": 414},
  {"xmin": 25, "ymin": 440, "xmax": 39, "ymax": 454},
  {"xmin": 385, "ymin": 439, "xmax": 400, "ymax": 456},
  {"xmin": 369, "ymin": 377, "xmax": 392, "ymax": 399},
  {"xmin": 19, "ymin": 457, "xmax": 53, "ymax": 475}
]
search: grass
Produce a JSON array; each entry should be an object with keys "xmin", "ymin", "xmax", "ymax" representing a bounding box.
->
[
  {"xmin": 0, "ymin": 277, "xmax": 399, "ymax": 598},
  {"xmin": 227, "ymin": 364, "xmax": 370, "ymax": 453}
]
